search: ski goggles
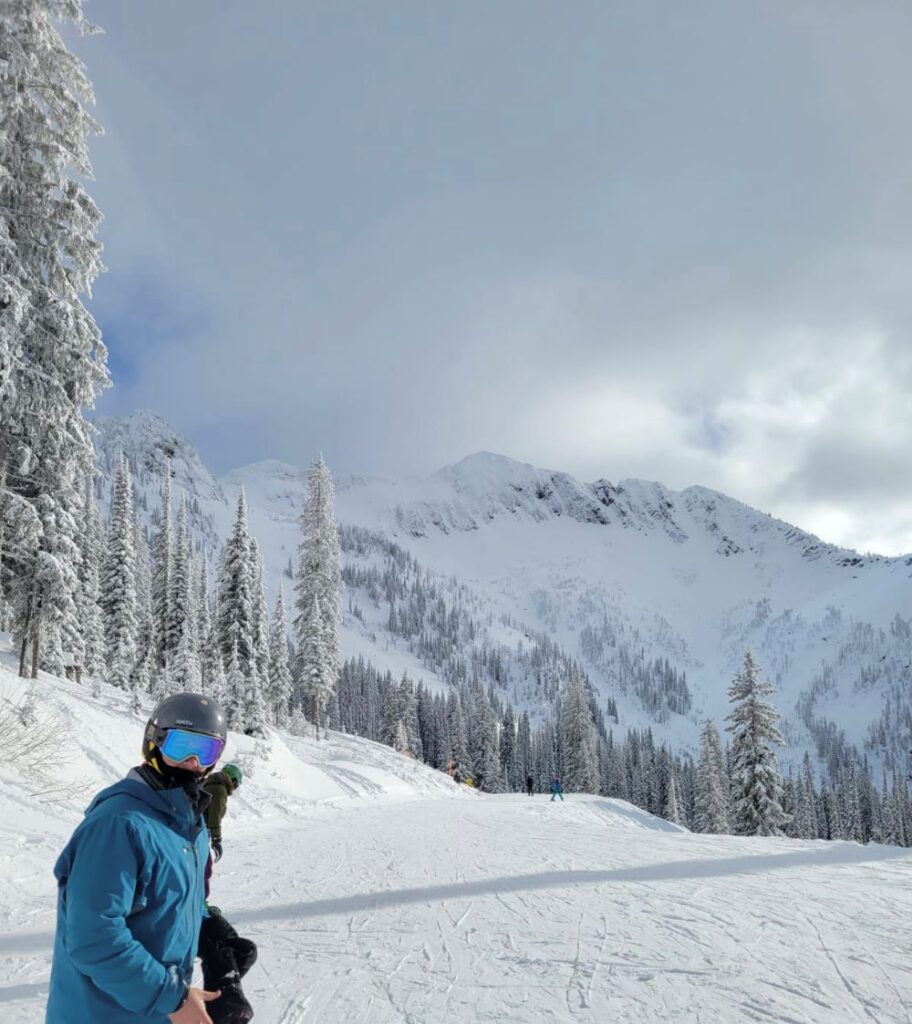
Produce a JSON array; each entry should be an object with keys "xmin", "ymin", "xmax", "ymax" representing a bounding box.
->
[{"xmin": 159, "ymin": 728, "xmax": 225, "ymax": 768}]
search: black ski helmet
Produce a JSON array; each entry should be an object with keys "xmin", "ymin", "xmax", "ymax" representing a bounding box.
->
[{"xmin": 142, "ymin": 692, "xmax": 228, "ymax": 763}]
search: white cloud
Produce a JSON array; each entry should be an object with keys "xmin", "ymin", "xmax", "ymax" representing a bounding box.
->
[{"xmin": 80, "ymin": 2, "xmax": 912, "ymax": 556}]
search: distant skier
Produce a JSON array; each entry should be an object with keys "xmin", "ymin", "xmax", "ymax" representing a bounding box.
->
[
  {"xmin": 46, "ymin": 692, "xmax": 227, "ymax": 1023},
  {"xmin": 526, "ymin": 774, "xmax": 534, "ymax": 796},
  {"xmin": 550, "ymin": 777, "xmax": 564, "ymax": 801}
]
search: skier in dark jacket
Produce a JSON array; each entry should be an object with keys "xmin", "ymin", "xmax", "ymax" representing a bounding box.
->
[
  {"xmin": 46, "ymin": 693, "xmax": 227, "ymax": 1024},
  {"xmin": 526, "ymin": 774, "xmax": 534, "ymax": 796},
  {"xmin": 203, "ymin": 763, "xmax": 243, "ymax": 865}
]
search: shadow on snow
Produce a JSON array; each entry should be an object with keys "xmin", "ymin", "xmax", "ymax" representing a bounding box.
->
[
  {"xmin": 231, "ymin": 843, "xmax": 910, "ymax": 925},
  {"xmin": 2, "ymin": 843, "xmax": 907, "ymax": 958}
]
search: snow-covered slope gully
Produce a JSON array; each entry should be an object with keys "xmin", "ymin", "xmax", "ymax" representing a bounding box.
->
[
  {"xmin": 2, "ymin": 656, "xmax": 911, "ymax": 1023},
  {"xmin": 95, "ymin": 412, "xmax": 912, "ymax": 765}
]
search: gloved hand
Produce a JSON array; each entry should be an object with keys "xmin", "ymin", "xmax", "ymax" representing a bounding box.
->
[{"xmin": 212, "ymin": 838, "xmax": 223, "ymax": 862}]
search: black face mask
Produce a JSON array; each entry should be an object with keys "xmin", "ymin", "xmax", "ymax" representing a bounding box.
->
[{"xmin": 147, "ymin": 747, "xmax": 210, "ymax": 790}]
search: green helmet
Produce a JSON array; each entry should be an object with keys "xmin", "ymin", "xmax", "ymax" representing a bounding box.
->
[{"xmin": 223, "ymin": 763, "xmax": 243, "ymax": 787}]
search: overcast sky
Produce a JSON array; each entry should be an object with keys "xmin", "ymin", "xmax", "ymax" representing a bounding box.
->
[{"xmin": 77, "ymin": 1, "xmax": 912, "ymax": 555}]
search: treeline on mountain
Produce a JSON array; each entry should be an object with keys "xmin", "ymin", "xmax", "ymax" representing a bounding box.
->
[
  {"xmin": 0, "ymin": 450, "xmax": 342, "ymax": 744},
  {"xmin": 327, "ymin": 650, "xmax": 912, "ymax": 848}
]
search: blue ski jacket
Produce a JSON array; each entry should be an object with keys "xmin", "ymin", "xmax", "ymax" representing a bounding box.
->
[{"xmin": 46, "ymin": 771, "xmax": 209, "ymax": 1023}]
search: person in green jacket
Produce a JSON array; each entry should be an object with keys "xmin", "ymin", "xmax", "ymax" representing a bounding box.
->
[{"xmin": 203, "ymin": 763, "xmax": 243, "ymax": 865}]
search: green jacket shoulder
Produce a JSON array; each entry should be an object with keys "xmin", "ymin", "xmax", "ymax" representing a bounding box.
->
[{"xmin": 203, "ymin": 772, "xmax": 231, "ymax": 840}]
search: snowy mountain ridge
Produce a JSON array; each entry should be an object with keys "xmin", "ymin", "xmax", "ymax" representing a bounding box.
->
[
  {"xmin": 350, "ymin": 447, "xmax": 898, "ymax": 570},
  {"xmin": 93, "ymin": 412, "xmax": 912, "ymax": 768}
]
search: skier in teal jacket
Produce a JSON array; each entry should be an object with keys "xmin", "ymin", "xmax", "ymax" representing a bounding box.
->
[{"xmin": 46, "ymin": 693, "xmax": 228, "ymax": 1024}]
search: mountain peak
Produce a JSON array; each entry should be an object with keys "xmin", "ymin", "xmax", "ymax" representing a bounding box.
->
[
  {"xmin": 437, "ymin": 451, "xmax": 554, "ymax": 496},
  {"xmin": 221, "ymin": 459, "xmax": 304, "ymax": 485}
]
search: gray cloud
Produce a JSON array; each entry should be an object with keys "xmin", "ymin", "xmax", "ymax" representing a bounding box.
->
[{"xmin": 77, "ymin": 1, "xmax": 912, "ymax": 554}]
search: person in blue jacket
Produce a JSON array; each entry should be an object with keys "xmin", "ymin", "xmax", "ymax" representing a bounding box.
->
[
  {"xmin": 46, "ymin": 692, "xmax": 229, "ymax": 1024},
  {"xmin": 550, "ymin": 777, "xmax": 564, "ymax": 801}
]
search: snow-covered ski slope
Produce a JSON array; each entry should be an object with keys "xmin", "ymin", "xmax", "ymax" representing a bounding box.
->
[{"xmin": 2, "ymin": 657, "xmax": 911, "ymax": 1023}]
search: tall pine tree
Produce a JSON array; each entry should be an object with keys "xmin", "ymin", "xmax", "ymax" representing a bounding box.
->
[
  {"xmin": 217, "ymin": 491, "xmax": 255, "ymax": 682},
  {"xmin": 726, "ymin": 650, "xmax": 788, "ymax": 837},
  {"xmin": 266, "ymin": 583, "xmax": 293, "ymax": 725},
  {"xmin": 0, "ymin": 0, "xmax": 109, "ymax": 677},
  {"xmin": 100, "ymin": 456, "xmax": 137, "ymax": 689},
  {"xmin": 77, "ymin": 475, "xmax": 104, "ymax": 677},
  {"xmin": 560, "ymin": 672, "xmax": 598, "ymax": 793},
  {"xmin": 694, "ymin": 719, "xmax": 729, "ymax": 834},
  {"xmin": 151, "ymin": 463, "xmax": 172, "ymax": 667},
  {"xmin": 299, "ymin": 595, "xmax": 333, "ymax": 738},
  {"xmin": 294, "ymin": 456, "xmax": 341, "ymax": 736}
]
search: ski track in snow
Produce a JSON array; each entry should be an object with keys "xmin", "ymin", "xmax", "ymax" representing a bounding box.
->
[{"xmin": 227, "ymin": 796, "xmax": 910, "ymax": 1024}]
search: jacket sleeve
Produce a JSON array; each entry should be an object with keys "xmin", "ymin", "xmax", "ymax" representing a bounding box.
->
[
  {"xmin": 61, "ymin": 814, "xmax": 185, "ymax": 1018},
  {"xmin": 205, "ymin": 783, "xmax": 228, "ymax": 842}
]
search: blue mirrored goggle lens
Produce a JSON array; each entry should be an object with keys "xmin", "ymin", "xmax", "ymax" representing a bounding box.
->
[{"xmin": 160, "ymin": 728, "xmax": 224, "ymax": 767}]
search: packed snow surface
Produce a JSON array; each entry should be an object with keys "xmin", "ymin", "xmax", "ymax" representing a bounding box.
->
[{"xmin": 3, "ymin": 660, "xmax": 911, "ymax": 1023}]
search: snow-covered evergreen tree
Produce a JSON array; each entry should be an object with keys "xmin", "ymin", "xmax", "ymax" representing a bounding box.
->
[
  {"xmin": 560, "ymin": 672, "xmax": 598, "ymax": 793},
  {"xmin": 240, "ymin": 543, "xmax": 268, "ymax": 738},
  {"xmin": 151, "ymin": 465, "xmax": 172, "ymax": 667},
  {"xmin": 53, "ymin": 486, "xmax": 85, "ymax": 676},
  {"xmin": 469, "ymin": 684, "xmax": 501, "ymax": 791},
  {"xmin": 446, "ymin": 689, "xmax": 470, "ymax": 782},
  {"xmin": 500, "ymin": 704, "xmax": 517, "ymax": 790},
  {"xmin": 77, "ymin": 476, "xmax": 105, "ymax": 677},
  {"xmin": 891, "ymin": 769, "xmax": 910, "ymax": 846},
  {"xmin": 515, "ymin": 711, "xmax": 532, "ymax": 787},
  {"xmin": 201, "ymin": 615, "xmax": 224, "ymax": 700},
  {"xmin": 242, "ymin": 664, "xmax": 267, "ymax": 738},
  {"xmin": 380, "ymin": 675, "xmax": 404, "ymax": 748},
  {"xmin": 249, "ymin": 538, "xmax": 270, "ymax": 695},
  {"xmin": 165, "ymin": 495, "xmax": 191, "ymax": 665},
  {"xmin": 217, "ymin": 491, "xmax": 255, "ymax": 678},
  {"xmin": 294, "ymin": 455, "xmax": 341, "ymax": 723},
  {"xmin": 129, "ymin": 642, "xmax": 153, "ymax": 711},
  {"xmin": 224, "ymin": 636, "xmax": 245, "ymax": 732},
  {"xmin": 133, "ymin": 512, "xmax": 154, "ymax": 681},
  {"xmin": 798, "ymin": 752, "xmax": 820, "ymax": 839},
  {"xmin": 266, "ymin": 583, "xmax": 293, "ymax": 726},
  {"xmin": 726, "ymin": 650, "xmax": 788, "ymax": 837},
  {"xmin": 694, "ymin": 719, "xmax": 729, "ymax": 834},
  {"xmin": 400, "ymin": 674, "xmax": 423, "ymax": 759},
  {"xmin": 170, "ymin": 611, "xmax": 202, "ymax": 691},
  {"xmin": 0, "ymin": 0, "xmax": 109, "ymax": 678},
  {"xmin": 149, "ymin": 660, "xmax": 172, "ymax": 707},
  {"xmin": 196, "ymin": 552, "xmax": 210, "ymax": 659},
  {"xmin": 100, "ymin": 456, "xmax": 137, "ymax": 688},
  {"xmin": 299, "ymin": 595, "xmax": 334, "ymax": 738},
  {"xmin": 664, "ymin": 772, "xmax": 682, "ymax": 825}
]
